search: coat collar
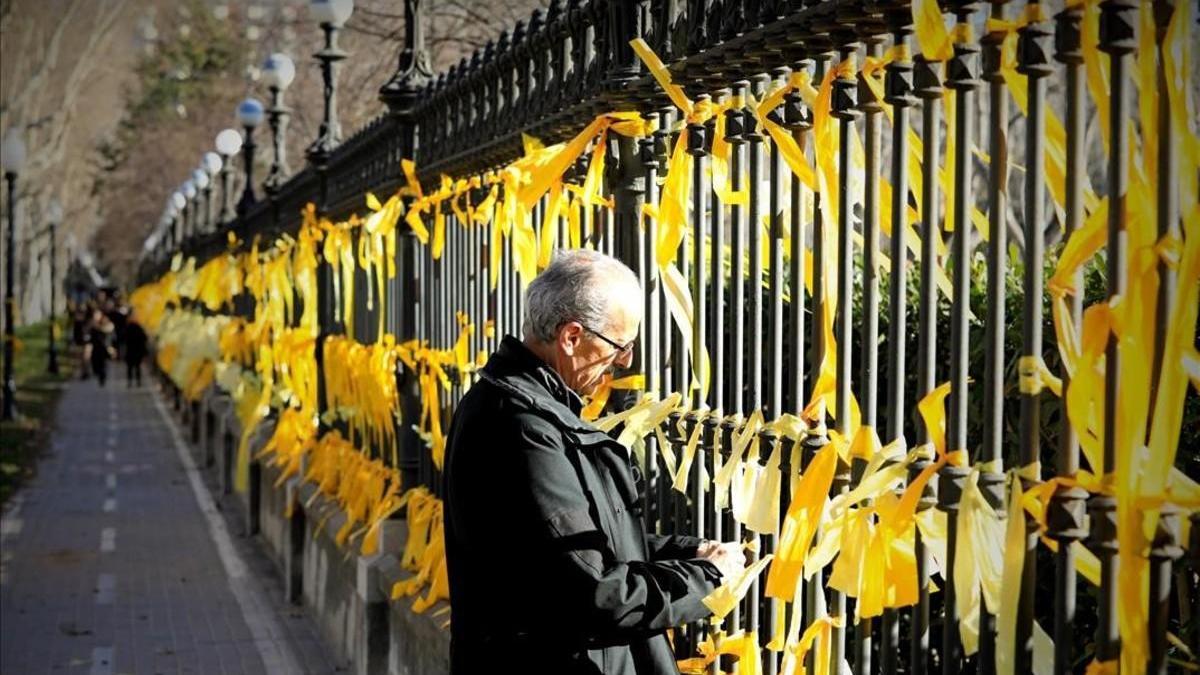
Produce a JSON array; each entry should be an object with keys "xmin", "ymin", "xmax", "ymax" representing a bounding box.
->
[{"xmin": 480, "ymin": 336, "xmax": 590, "ymax": 431}]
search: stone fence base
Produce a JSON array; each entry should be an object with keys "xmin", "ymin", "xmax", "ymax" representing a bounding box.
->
[{"xmin": 161, "ymin": 372, "xmax": 450, "ymax": 675}]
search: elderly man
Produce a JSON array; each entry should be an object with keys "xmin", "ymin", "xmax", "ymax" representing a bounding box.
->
[{"xmin": 443, "ymin": 249, "xmax": 745, "ymax": 674}]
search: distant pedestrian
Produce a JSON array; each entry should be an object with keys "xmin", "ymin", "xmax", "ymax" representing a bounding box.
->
[
  {"xmin": 87, "ymin": 309, "xmax": 116, "ymax": 387},
  {"xmin": 123, "ymin": 312, "xmax": 148, "ymax": 387},
  {"xmin": 73, "ymin": 305, "xmax": 90, "ymax": 379},
  {"xmin": 107, "ymin": 299, "xmax": 128, "ymax": 359}
]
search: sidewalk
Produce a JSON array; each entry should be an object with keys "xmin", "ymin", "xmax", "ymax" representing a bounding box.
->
[{"xmin": 0, "ymin": 370, "xmax": 339, "ymax": 674}]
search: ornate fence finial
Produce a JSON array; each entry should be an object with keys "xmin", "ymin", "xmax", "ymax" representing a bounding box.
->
[{"xmin": 380, "ymin": 0, "xmax": 434, "ymax": 118}]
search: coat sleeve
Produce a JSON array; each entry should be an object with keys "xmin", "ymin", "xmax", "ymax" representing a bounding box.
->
[
  {"xmin": 645, "ymin": 533, "xmax": 704, "ymax": 561},
  {"xmin": 509, "ymin": 411, "xmax": 721, "ymax": 638}
]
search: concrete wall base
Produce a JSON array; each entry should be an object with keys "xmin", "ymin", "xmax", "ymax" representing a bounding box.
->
[{"xmin": 184, "ymin": 382, "xmax": 449, "ymax": 675}]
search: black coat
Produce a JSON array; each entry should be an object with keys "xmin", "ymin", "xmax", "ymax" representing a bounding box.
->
[
  {"xmin": 443, "ymin": 336, "xmax": 721, "ymax": 675},
  {"xmin": 123, "ymin": 322, "xmax": 148, "ymax": 363}
]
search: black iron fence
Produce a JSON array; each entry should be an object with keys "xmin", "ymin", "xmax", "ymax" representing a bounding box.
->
[{"xmin": 139, "ymin": 1, "xmax": 1199, "ymax": 673}]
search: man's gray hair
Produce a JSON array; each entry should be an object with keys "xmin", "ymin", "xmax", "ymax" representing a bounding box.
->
[{"xmin": 522, "ymin": 249, "xmax": 641, "ymax": 342}]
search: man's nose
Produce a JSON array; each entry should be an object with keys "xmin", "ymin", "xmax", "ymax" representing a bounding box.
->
[{"xmin": 616, "ymin": 348, "xmax": 634, "ymax": 369}]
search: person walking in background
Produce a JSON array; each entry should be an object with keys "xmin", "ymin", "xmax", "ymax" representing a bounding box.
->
[
  {"xmin": 87, "ymin": 309, "xmax": 116, "ymax": 387},
  {"xmin": 123, "ymin": 310, "xmax": 148, "ymax": 387},
  {"xmin": 73, "ymin": 303, "xmax": 91, "ymax": 379},
  {"xmin": 106, "ymin": 296, "xmax": 128, "ymax": 360}
]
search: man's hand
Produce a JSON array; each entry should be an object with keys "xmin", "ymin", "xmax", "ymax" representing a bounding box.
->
[{"xmin": 696, "ymin": 540, "xmax": 746, "ymax": 583}]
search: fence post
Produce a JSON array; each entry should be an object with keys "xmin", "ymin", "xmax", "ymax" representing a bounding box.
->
[
  {"xmin": 911, "ymin": 32, "xmax": 946, "ymax": 673},
  {"xmin": 1092, "ymin": 0, "xmax": 1137, "ymax": 665},
  {"xmin": 380, "ymin": 0, "xmax": 433, "ymax": 493},
  {"xmin": 882, "ymin": 9, "xmax": 914, "ymax": 673},
  {"xmin": 831, "ymin": 37, "xmax": 858, "ymax": 669},
  {"xmin": 1046, "ymin": 7, "xmax": 1089, "ymax": 674}
]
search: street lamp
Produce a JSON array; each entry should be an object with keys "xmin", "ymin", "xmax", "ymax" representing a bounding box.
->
[
  {"xmin": 171, "ymin": 191, "xmax": 186, "ymax": 250},
  {"xmin": 235, "ymin": 98, "xmax": 263, "ymax": 217},
  {"xmin": 203, "ymin": 152, "xmax": 222, "ymax": 233},
  {"xmin": 143, "ymin": 231, "xmax": 160, "ymax": 263},
  {"xmin": 2, "ymin": 127, "xmax": 26, "ymax": 419},
  {"xmin": 214, "ymin": 128, "xmax": 242, "ymax": 226},
  {"xmin": 307, "ymin": 0, "xmax": 353, "ymax": 162},
  {"xmin": 153, "ymin": 213, "xmax": 169, "ymax": 261},
  {"xmin": 262, "ymin": 53, "xmax": 295, "ymax": 195},
  {"xmin": 44, "ymin": 199, "xmax": 62, "ymax": 375},
  {"xmin": 182, "ymin": 178, "xmax": 198, "ymax": 241},
  {"xmin": 191, "ymin": 167, "xmax": 211, "ymax": 234}
]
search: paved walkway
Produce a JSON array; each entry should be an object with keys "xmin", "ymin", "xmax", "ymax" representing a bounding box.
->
[{"xmin": 1, "ymin": 370, "xmax": 339, "ymax": 674}]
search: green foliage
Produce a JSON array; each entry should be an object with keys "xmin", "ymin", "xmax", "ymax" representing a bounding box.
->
[{"xmin": 0, "ymin": 319, "xmax": 71, "ymax": 506}]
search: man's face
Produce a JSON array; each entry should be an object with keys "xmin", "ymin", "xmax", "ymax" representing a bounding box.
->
[{"xmin": 553, "ymin": 300, "xmax": 640, "ymax": 397}]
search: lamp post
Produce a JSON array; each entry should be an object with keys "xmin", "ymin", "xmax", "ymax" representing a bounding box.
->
[
  {"xmin": 262, "ymin": 53, "xmax": 295, "ymax": 195},
  {"xmin": 2, "ymin": 127, "xmax": 25, "ymax": 420},
  {"xmin": 45, "ymin": 199, "xmax": 62, "ymax": 375},
  {"xmin": 202, "ymin": 152, "xmax": 222, "ymax": 233},
  {"xmin": 192, "ymin": 167, "xmax": 211, "ymax": 235},
  {"xmin": 170, "ymin": 191, "xmax": 186, "ymax": 251},
  {"xmin": 307, "ymin": 0, "xmax": 353, "ymax": 163},
  {"xmin": 157, "ymin": 213, "xmax": 170, "ymax": 261},
  {"xmin": 162, "ymin": 206, "xmax": 174, "ymax": 254},
  {"xmin": 182, "ymin": 179, "xmax": 197, "ymax": 241},
  {"xmin": 215, "ymin": 129, "xmax": 242, "ymax": 227},
  {"xmin": 235, "ymin": 98, "xmax": 264, "ymax": 217},
  {"xmin": 143, "ymin": 231, "xmax": 160, "ymax": 275}
]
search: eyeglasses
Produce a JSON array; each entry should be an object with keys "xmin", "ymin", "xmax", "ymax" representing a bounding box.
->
[{"xmin": 581, "ymin": 324, "xmax": 636, "ymax": 357}]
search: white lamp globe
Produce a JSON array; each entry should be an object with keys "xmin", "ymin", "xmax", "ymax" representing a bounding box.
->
[
  {"xmin": 172, "ymin": 192, "xmax": 187, "ymax": 211},
  {"xmin": 215, "ymin": 128, "xmax": 243, "ymax": 156},
  {"xmin": 1, "ymin": 127, "xmax": 26, "ymax": 173},
  {"xmin": 192, "ymin": 168, "xmax": 210, "ymax": 190},
  {"xmin": 262, "ymin": 53, "xmax": 295, "ymax": 90},
  {"xmin": 203, "ymin": 151, "xmax": 222, "ymax": 176},
  {"xmin": 183, "ymin": 180, "xmax": 197, "ymax": 200},
  {"xmin": 236, "ymin": 98, "xmax": 265, "ymax": 128},
  {"xmin": 310, "ymin": 0, "xmax": 353, "ymax": 27},
  {"xmin": 46, "ymin": 199, "xmax": 64, "ymax": 224}
]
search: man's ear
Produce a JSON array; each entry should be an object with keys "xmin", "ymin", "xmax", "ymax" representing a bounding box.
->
[{"xmin": 559, "ymin": 321, "xmax": 582, "ymax": 356}]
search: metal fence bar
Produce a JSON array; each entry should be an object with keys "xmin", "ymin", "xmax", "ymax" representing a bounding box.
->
[
  {"xmin": 688, "ymin": 99, "xmax": 710, "ymax": 662},
  {"xmin": 881, "ymin": 14, "xmax": 913, "ymax": 674},
  {"xmin": 655, "ymin": 112, "xmax": 673, "ymax": 543},
  {"xmin": 1016, "ymin": 9, "xmax": 1053, "ymax": 669},
  {"xmin": 747, "ymin": 70, "xmax": 767, "ymax": 653},
  {"xmin": 943, "ymin": 5, "xmax": 980, "ymax": 672},
  {"xmin": 1147, "ymin": 2, "xmax": 1184, "ymax": 672},
  {"xmin": 640, "ymin": 119, "xmax": 662, "ymax": 536},
  {"xmin": 728, "ymin": 79, "xmax": 747, "ymax": 639},
  {"xmin": 805, "ymin": 47, "xmax": 831, "ymax": 675},
  {"xmin": 707, "ymin": 90, "xmax": 728, "ymax": 675},
  {"xmin": 1092, "ymin": 0, "xmax": 1136, "ymax": 665},
  {"xmin": 831, "ymin": 40, "xmax": 857, "ymax": 672},
  {"xmin": 855, "ymin": 32, "xmax": 884, "ymax": 675},
  {"xmin": 911, "ymin": 49, "xmax": 942, "ymax": 675},
  {"xmin": 764, "ymin": 64, "xmax": 788, "ymax": 675},
  {"xmin": 1047, "ymin": 9, "xmax": 1087, "ymax": 674},
  {"xmin": 980, "ymin": 7, "xmax": 1009, "ymax": 671}
]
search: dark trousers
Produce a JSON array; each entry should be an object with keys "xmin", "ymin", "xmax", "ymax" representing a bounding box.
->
[
  {"xmin": 92, "ymin": 357, "xmax": 107, "ymax": 386},
  {"xmin": 127, "ymin": 358, "xmax": 142, "ymax": 387}
]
